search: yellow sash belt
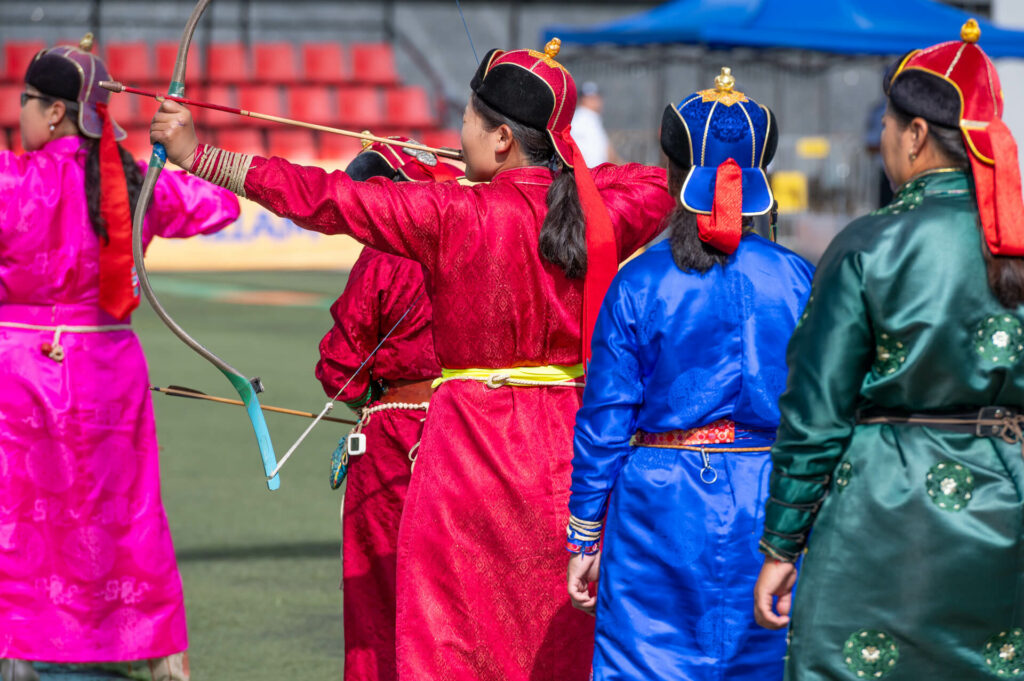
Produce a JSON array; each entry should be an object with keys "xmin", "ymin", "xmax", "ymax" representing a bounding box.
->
[{"xmin": 431, "ymin": 363, "xmax": 585, "ymax": 389}]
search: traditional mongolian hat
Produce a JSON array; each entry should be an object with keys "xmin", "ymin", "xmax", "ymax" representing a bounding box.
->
[
  {"xmin": 884, "ymin": 19, "xmax": 1024, "ymax": 256},
  {"xmin": 469, "ymin": 38, "xmax": 616, "ymax": 368},
  {"xmin": 25, "ymin": 33, "xmax": 126, "ymax": 141},
  {"xmin": 25, "ymin": 34, "xmax": 137, "ymax": 320},
  {"xmin": 660, "ymin": 68, "xmax": 778, "ymax": 254},
  {"xmin": 346, "ymin": 135, "xmax": 461, "ymax": 183}
]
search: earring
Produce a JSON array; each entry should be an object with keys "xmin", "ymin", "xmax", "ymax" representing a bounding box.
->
[
  {"xmin": 909, "ymin": 152, "xmax": 917, "ymax": 162},
  {"xmin": 49, "ymin": 124, "xmax": 55, "ymax": 132}
]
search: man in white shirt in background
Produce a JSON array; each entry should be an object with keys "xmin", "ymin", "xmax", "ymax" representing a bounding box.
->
[{"xmin": 571, "ymin": 81, "xmax": 619, "ymax": 167}]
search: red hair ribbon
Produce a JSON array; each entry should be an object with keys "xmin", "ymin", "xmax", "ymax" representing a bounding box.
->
[
  {"xmin": 696, "ymin": 158, "xmax": 743, "ymax": 255},
  {"xmin": 560, "ymin": 127, "xmax": 618, "ymax": 373},
  {"xmin": 973, "ymin": 119, "xmax": 1024, "ymax": 256},
  {"xmin": 95, "ymin": 102, "xmax": 139, "ymax": 320}
]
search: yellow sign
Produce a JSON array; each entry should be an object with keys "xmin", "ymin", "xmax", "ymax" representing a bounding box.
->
[
  {"xmin": 771, "ymin": 171, "xmax": 809, "ymax": 214},
  {"xmin": 795, "ymin": 136, "xmax": 831, "ymax": 159},
  {"xmin": 146, "ymin": 201, "xmax": 363, "ymax": 271},
  {"xmin": 146, "ymin": 159, "xmax": 365, "ymax": 272}
]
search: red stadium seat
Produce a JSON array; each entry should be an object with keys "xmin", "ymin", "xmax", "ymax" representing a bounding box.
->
[
  {"xmin": 286, "ymin": 85, "xmax": 334, "ymax": 126},
  {"xmin": 154, "ymin": 41, "xmax": 202, "ymax": 84},
  {"xmin": 252, "ymin": 43, "xmax": 297, "ymax": 84},
  {"xmin": 192, "ymin": 85, "xmax": 236, "ymax": 129},
  {"xmin": 5, "ymin": 41, "xmax": 46, "ymax": 82},
  {"xmin": 302, "ymin": 43, "xmax": 347, "ymax": 85},
  {"xmin": 206, "ymin": 43, "xmax": 249, "ymax": 84},
  {"xmin": 268, "ymin": 129, "xmax": 316, "ymax": 161},
  {"xmin": 0, "ymin": 84, "xmax": 23, "ymax": 127},
  {"xmin": 106, "ymin": 87, "xmax": 139, "ymax": 126},
  {"xmin": 319, "ymin": 133, "xmax": 363, "ymax": 162},
  {"xmin": 349, "ymin": 43, "xmax": 398, "ymax": 86},
  {"xmin": 104, "ymin": 42, "xmax": 153, "ymax": 85},
  {"xmin": 337, "ymin": 87, "xmax": 381, "ymax": 129},
  {"xmin": 120, "ymin": 126, "xmax": 155, "ymax": 160},
  {"xmin": 238, "ymin": 85, "xmax": 284, "ymax": 128},
  {"xmin": 422, "ymin": 129, "xmax": 462, "ymax": 153},
  {"xmin": 384, "ymin": 86, "xmax": 435, "ymax": 129},
  {"xmin": 215, "ymin": 128, "xmax": 266, "ymax": 157}
]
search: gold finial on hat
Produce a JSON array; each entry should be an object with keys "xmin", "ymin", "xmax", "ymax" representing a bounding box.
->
[
  {"xmin": 961, "ymin": 18, "xmax": 981, "ymax": 44},
  {"xmin": 545, "ymin": 38, "xmax": 562, "ymax": 59},
  {"xmin": 715, "ymin": 67, "xmax": 736, "ymax": 93},
  {"xmin": 361, "ymin": 130, "xmax": 373, "ymax": 150},
  {"xmin": 698, "ymin": 67, "xmax": 749, "ymax": 106},
  {"xmin": 79, "ymin": 32, "xmax": 94, "ymax": 52}
]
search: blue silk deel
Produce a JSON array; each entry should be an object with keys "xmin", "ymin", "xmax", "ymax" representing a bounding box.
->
[{"xmin": 570, "ymin": 235, "xmax": 814, "ymax": 680}]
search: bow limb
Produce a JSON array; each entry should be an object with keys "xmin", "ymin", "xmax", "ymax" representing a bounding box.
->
[{"xmin": 133, "ymin": 0, "xmax": 281, "ymax": 490}]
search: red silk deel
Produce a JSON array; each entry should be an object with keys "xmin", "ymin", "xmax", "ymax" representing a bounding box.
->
[
  {"xmin": 560, "ymin": 129, "xmax": 618, "ymax": 372},
  {"xmin": 696, "ymin": 158, "xmax": 743, "ymax": 255},
  {"xmin": 95, "ymin": 102, "xmax": 139, "ymax": 320}
]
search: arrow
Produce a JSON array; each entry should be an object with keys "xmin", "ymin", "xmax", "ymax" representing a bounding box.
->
[
  {"xmin": 152, "ymin": 385, "xmax": 358, "ymax": 425},
  {"xmin": 99, "ymin": 80, "xmax": 464, "ymax": 161}
]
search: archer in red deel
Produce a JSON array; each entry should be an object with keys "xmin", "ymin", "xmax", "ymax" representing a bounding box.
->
[
  {"xmin": 316, "ymin": 138, "xmax": 456, "ymax": 681},
  {"xmin": 150, "ymin": 36, "xmax": 675, "ymax": 681}
]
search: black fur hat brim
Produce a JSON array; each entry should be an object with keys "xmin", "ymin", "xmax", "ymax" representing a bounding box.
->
[
  {"xmin": 345, "ymin": 151, "xmax": 401, "ymax": 182},
  {"xmin": 884, "ymin": 52, "xmax": 961, "ymax": 128}
]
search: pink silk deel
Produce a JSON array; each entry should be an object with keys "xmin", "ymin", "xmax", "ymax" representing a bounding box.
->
[
  {"xmin": 0, "ymin": 136, "xmax": 240, "ymax": 662},
  {"xmin": 239, "ymin": 157, "xmax": 674, "ymax": 680}
]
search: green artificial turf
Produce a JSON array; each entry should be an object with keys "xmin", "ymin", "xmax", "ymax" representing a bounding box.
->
[{"xmin": 134, "ymin": 270, "xmax": 353, "ymax": 680}]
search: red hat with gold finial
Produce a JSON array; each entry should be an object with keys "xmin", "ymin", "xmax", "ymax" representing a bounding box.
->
[{"xmin": 885, "ymin": 19, "xmax": 1024, "ymax": 256}]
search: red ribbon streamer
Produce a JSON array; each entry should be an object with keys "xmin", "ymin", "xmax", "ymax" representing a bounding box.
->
[
  {"xmin": 981, "ymin": 119, "xmax": 1024, "ymax": 256},
  {"xmin": 695, "ymin": 158, "xmax": 743, "ymax": 255},
  {"xmin": 560, "ymin": 129, "xmax": 618, "ymax": 373},
  {"xmin": 96, "ymin": 102, "xmax": 139, "ymax": 320}
]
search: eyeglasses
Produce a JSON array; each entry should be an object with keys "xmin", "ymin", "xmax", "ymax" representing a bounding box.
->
[
  {"xmin": 20, "ymin": 92, "xmax": 51, "ymax": 107},
  {"xmin": 19, "ymin": 92, "xmax": 79, "ymax": 111}
]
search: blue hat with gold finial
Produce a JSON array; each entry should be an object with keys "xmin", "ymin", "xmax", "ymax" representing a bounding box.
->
[{"xmin": 660, "ymin": 67, "xmax": 778, "ymax": 252}]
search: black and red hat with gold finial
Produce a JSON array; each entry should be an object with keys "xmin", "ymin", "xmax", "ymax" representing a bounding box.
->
[
  {"xmin": 347, "ymin": 134, "xmax": 461, "ymax": 183},
  {"xmin": 885, "ymin": 19, "xmax": 1024, "ymax": 257},
  {"xmin": 469, "ymin": 38, "xmax": 616, "ymax": 370}
]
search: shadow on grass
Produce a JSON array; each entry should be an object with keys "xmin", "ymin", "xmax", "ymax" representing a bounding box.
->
[{"xmin": 175, "ymin": 541, "xmax": 339, "ymax": 562}]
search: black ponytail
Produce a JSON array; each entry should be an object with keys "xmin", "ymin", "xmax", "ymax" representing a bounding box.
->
[
  {"xmin": 82, "ymin": 137, "xmax": 145, "ymax": 244},
  {"xmin": 470, "ymin": 94, "xmax": 588, "ymax": 278},
  {"xmin": 665, "ymin": 162, "xmax": 750, "ymax": 273}
]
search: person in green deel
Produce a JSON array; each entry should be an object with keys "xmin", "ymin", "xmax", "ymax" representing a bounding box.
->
[{"xmin": 753, "ymin": 19, "xmax": 1024, "ymax": 681}]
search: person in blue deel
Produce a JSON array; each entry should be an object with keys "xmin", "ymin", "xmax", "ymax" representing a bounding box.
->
[{"xmin": 565, "ymin": 67, "xmax": 814, "ymax": 681}]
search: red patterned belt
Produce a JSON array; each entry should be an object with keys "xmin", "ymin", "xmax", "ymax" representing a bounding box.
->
[{"xmin": 633, "ymin": 418, "xmax": 736, "ymax": 447}]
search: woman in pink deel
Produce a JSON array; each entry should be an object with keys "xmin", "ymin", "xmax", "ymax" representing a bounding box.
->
[{"xmin": 0, "ymin": 37, "xmax": 239, "ymax": 681}]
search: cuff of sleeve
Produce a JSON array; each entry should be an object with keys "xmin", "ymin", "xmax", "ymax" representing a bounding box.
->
[
  {"xmin": 566, "ymin": 540, "xmax": 601, "ymax": 555},
  {"xmin": 189, "ymin": 143, "xmax": 254, "ymax": 197},
  {"xmin": 565, "ymin": 515, "xmax": 603, "ymax": 554},
  {"xmin": 758, "ymin": 538, "xmax": 799, "ymax": 563},
  {"xmin": 343, "ymin": 383, "xmax": 374, "ymax": 411}
]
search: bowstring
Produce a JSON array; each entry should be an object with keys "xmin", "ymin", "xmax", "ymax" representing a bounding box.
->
[
  {"xmin": 267, "ymin": 290, "xmax": 426, "ymax": 479},
  {"xmin": 455, "ymin": 0, "xmax": 479, "ymax": 65}
]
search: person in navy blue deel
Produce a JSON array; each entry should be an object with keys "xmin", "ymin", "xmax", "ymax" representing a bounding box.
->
[{"xmin": 565, "ymin": 67, "xmax": 814, "ymax": 681}]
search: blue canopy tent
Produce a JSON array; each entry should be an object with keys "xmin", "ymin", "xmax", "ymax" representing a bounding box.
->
[{"xmin": 543, "ymin": 0, "xmax": 1024, "ymax": 58}]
